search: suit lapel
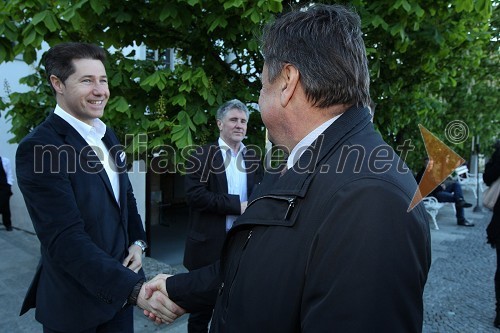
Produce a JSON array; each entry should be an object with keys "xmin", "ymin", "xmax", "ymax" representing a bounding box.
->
[
  {"xmin": 243, "ymin": 151, "xmax": 256, "ymax": 194},
  {"xmin": 48, "ymin": 114, "xmax": 120, "ymax": 209},
  {"xmin": 212, "ymin": 145, "xmax": 229, "ymax": 194},
  {"xmin": 213, "ymin": 143, "xmax": 258, "ymax": 195},
  {"xmin": 102, "ymin": 129, "xmax": 127, "ymax": 211}
]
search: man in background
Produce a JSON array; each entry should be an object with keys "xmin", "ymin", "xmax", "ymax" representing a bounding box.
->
[
  {"xmin": 183, "ymin": 99, "xmax": 261, "ymax": 333},
  {"xmin": 0, "ymin": 154, "xmax": 13, "ymax": 231},
  {"xmin": 416, "ymin": 157, "xmax": 474, "ymax": 226}
]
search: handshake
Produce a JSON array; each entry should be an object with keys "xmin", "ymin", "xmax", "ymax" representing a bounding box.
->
[{"xmin": 136, "ymin": 274, "xmax": 186, "ymax": 325}]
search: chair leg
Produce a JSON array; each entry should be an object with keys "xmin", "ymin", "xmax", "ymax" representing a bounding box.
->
[
  {"xmin": 432, "ymin": 214, "xmax": 439, "ymax": 230},
  {"xmin": 427, "ymin": 210, "xmax": 439, "ymax": 230}
]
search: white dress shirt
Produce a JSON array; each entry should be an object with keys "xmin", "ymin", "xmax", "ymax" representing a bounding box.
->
[
  {"xmin": 54, "ymin": 105, "xmax": 120, "ymax": 204},
  {"xmin": 1, "ymin": 156, "xmax": 14, "ymax": 185},
  {"xmin": 219, "ymin": 137, "xmax": 248, "ymax": 232},
  {"xmin": 287, "ymin": 114, "xmax": 342, "ymax": 170}
]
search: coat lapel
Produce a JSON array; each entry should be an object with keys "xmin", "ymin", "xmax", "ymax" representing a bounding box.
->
[
  {"xmin": 48, "ymin": 114, "xmax": 119, "ymax": 209},
  {"xmin": 269, "ymin": 106, "xmax": 372, "ymax": 197},
  {"xmin": 213, "ymin": 143, "xmax": 259, "ymax": 196},
  {"xmin": 102, "ymin": 129, "xmax": 127, "ymax": 211},
  {"xmin": 212, "ymin": 146, "xmax": 229, "ymax": 194}
]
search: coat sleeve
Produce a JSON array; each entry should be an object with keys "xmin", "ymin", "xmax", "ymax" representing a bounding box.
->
[
  {"xmin": 484, "ymin": 147, "xmax": 500, "ymax": 186},
  {"xmin": 184, "ymin": 145, "xmax": 241, "ymax": 215},
  {"xmin": 301, "ymin": 179, "xmax": 431, "ymax": 333},
  {"xmin": 166, "ymin": 261, "xmax": 221, "ymax": 312}
]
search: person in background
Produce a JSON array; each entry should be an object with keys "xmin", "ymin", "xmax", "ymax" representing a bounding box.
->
[
  {"xmin": 0, "ymin": 154, "xmax": 14, "ymax": 231},
  {"xmin": 143, "ymin": 4, "xmax": 431, "ymax": 332},
  {"xmin": 484, "ymin": 140, "xmax": 500, "ymax": 328},
  {"xmin": 16, "ymin": 42, "xmax": 183, "ymax": 333},
  {"xmin": 416, "ymin": 157, "xmax": 474, "ymax": 226},
  {"xmin": 183, "ymin": 99, "xmax": 262, "ymax": 333}
]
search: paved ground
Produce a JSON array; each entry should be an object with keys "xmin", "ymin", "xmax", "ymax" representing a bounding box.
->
[
  {"xmin": 0, "ymin": 226, "xmax": 188, "ymax": 333},
  {"xmin": 0, "ymin": 191, "xmax": 497, "ymax": 332},
  {"xmin": 422, "ymin": 196, "xmax": 497, "ymax": 333}
]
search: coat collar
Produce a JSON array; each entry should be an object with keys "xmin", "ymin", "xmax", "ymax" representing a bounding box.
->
[{"xmin": 263, "ymin": 105, "xmax": 372, "ymax": 198}]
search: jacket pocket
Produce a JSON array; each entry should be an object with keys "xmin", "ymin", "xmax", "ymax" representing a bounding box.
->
[
  {"xmin": 234, "ymin": 195, "xmax": 298, "ymax": 228},
  {"xmin": 187, "ymin": 230, "xmax": 207, "ymax": 242}
]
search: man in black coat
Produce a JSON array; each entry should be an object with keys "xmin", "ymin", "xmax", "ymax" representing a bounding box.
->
[
  {"xmin": 484, "ymin": 140, "xmax": 500, "ymax": 327},
  {"xmin": 143, "ymin": 5, "xmax": 431, "ymax": 332},
  {"xmin": 183, "ymin": 99, "xmax": 261, "ymax": 332}
]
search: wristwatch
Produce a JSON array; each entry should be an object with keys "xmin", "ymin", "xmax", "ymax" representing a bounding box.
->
[{"xmin": 133, "ymin": 240, "xmax": 148, "ymax": 253}]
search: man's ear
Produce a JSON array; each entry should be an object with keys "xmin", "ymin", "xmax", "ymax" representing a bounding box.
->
[
  {"xmin": 216, "ymin": 119, "xmax": 223, "ymax": 131},
  {"xmin": 280, "ymin": 64, "xmax": 300, "ymax": 107},
  {"xmin": 50, "ymin": 75, "xmax": 64, "ymax": 94}
]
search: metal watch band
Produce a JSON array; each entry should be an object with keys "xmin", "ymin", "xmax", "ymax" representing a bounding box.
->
[{"xmin": 133, "ymin": 240, "xmax": 147, "ymax": 253}]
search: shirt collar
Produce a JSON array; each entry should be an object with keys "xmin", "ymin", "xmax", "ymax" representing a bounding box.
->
[
  {"xmin": 54, "ymin": 104, "xmax": 107, "ymax": 140},
  {"xmin": 287, "ymin": 114, "xmax": 342, "ymax": 170},
  {"xmin": 218, "ymin": 137, "xmax": 246, "ymax": 156}
]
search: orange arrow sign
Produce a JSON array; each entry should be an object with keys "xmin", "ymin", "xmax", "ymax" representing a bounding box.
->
[{"xmin": 408, "ymin": 125, "xmax": 465, "ymax": 211}]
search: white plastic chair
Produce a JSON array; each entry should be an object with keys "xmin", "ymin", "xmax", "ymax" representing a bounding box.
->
[
  {"xmin": 455, "ymin": 166, "xmax": 479, "ymax": 198},
  {"xmin": 422, "ymin": 197, "xmax": 444, "ymax": 230}
]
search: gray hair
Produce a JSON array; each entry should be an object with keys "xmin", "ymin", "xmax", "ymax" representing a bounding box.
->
[
  {"xmin": 261, "ymin": 4, "xmax": 370, "ymax": 108},
  {"xmin": 216, "ymin": 99, "xmax": 250, "ymax": 120}
]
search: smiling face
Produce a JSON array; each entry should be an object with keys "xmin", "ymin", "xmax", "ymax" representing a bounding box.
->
[
  {"xmin": 52, "ymin": 58, "xmax": 109, "ymax": 125},
  {"xmin": 217, "ymin": 108, "xmax": 248, "ymax": 149}
]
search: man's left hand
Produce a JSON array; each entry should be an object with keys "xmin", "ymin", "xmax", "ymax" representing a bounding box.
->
[{"xmin": 123, "ymin": 244, "xmax": 143, "ymax": 273}]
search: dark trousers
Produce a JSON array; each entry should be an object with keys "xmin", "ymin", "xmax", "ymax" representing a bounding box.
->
[
  {"xmin": 0, "ymin": 190, "xmax": 11, "ymax": 229},
  {"xmin": 43, "ymin": 306, "xmax": 133, "ymax": 333},
  {"xmin": 496, "ymin": 246, "xmax": 500, "ymax": 311},
  {"xmin": 433, "ymin": 181, "xmax": 465, "ymax": 219},
  {"xmin": 188, "ymin": 308, "xmax": 213, "ymax": 333}
]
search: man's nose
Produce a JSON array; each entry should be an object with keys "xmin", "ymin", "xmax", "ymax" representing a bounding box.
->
[{"xmin": 93, "ymin": 83, "xmax": 107, "ymax": 95}]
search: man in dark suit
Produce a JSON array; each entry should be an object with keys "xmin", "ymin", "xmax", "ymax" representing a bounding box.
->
[
  {"xmin": 16, "ymin": 42, "xmax": 183, "ymax": 333},
  {"xmin": 183, "ymin": 99, "xmax": 261, "ymax": 333}
]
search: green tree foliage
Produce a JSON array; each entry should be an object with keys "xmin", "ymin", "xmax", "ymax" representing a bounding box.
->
[
  {"xmin": 354, "ymin": 0, "xmax": 498, "ymax": 168},
  {"xmin": 0, "ymin": 0, "xmax": 282, "ymax": 168},
  {"xmin": 0, "ymin": 0, "xmax": 497, "ymax": 171}
]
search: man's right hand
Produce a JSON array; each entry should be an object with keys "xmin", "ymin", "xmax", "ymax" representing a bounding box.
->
[{"xmin": 136, "ymin": 274, "xmax": 186, "ymax": 324}]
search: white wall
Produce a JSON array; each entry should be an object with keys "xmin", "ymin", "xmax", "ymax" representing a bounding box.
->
[{"xmin": 0, "ymin": 59, "xmax": 36, "ymax": 232}]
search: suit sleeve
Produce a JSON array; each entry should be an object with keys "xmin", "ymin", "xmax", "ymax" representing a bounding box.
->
[
  {"xmin": 184, "ymin": 146, "xmax": 241, "ymax": 215},
  {"xmin": 16, "ymin": 138, "xmax": 142, "ymax": 311},
  {"xmin": 301, "ymin": 179, "xmax": 431, "ymax": 333}
]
